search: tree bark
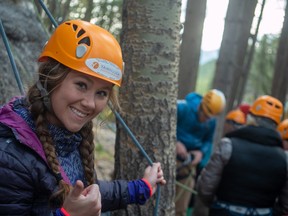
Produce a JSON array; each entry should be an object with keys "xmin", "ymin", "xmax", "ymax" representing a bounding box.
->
[
  {"xmin": 84, "ymin": 0, "xmax": 94, "ymax": 21},
  {"xmin": 178, "ymin": 0, "xmax": 207, "ymax": 99},
  {"xmin": 237, "ymin": 0, "xmax": 266, "ymax": 105},
  {"xmin": 211, "ymin": 0, "xmax": 257, "ymax": 144},
  {"xmin": 113, "ymin": 0, "xmax": 181, "ymax": 215},
  {"xmin": 271, "ymin": 0, "xmax": 288, "ymax": 104}
]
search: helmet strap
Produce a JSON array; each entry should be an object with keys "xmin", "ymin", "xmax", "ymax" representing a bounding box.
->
[{"xmin": 36, "ymin": 80, "xmax": 52, "ymax": 112}]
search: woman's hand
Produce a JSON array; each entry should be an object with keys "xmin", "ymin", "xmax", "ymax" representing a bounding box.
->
[
  {"xmin": 143, "ymin": 162, "xmax": 166, "ymax": 195},
  {"xmin": 176, "ymin": 141, "xmax": 188, "ymax": 159},
  {"xmin": 62, "ymin": 180, "xmax": 101, "ymax": 216},
  {"xmin": 190, "ymin": 150, "xmax": 203, "ymax": 166}
]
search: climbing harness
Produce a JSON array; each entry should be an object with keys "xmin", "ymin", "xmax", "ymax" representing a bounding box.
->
[{"xmin": 175, "ymin": 169, "xmax": 196, "ymax": 202}]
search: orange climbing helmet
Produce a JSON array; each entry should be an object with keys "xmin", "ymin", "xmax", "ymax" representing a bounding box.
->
[
  {"xmin": 38, "ymin": 20, "xmax": 124, "ymax": 86},
  {"xmin": 249, "ymin": 95, "xmax": 283, "ymax": 124},
  {"xmin": 226, "ymin": 109, "xmax": 246, "ymax": 125},
  {"xmin": 201, "ymin": 89, "xmax": 226, "ymax": 117},
  {"xmin": 277, "ymin": 119, "xmax": 288, "ymax": 140}
]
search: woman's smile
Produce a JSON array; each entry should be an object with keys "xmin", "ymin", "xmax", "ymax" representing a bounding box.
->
[{"xmin": 70, "ymin": 106, "xmax": 89, "ymax": 118}]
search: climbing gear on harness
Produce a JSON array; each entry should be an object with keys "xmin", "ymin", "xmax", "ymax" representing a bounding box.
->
[
  {"xmin": 38, "ymin": 20, "xmax": 124, "ymax": 87},
  {"xmin": 249, "ymin": 95, "xmax": 283, "ymax": 124},
  {"xmin": 176, "ymin": 153, "xmax": 195, "ymax": 181},
  {"xmin": 177, "ymin": 153, "xmax": 194, "ymax": 167},
  {"xmin": 213, "ymin": 201, "xmax": 272, "ymax": 216},
  {"xmin": 201, "ymin": 89, "xmax": 226, "ymax": 117}
]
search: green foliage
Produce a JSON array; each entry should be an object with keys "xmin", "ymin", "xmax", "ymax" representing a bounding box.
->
[
  {"xmin": 196, "ymin": 59, "xmax": 216, "ymax": 95},
  {"xmin": 35, "ymin": 0, "xmax": 123, "ymax": 40},
  {"xmin": 196, "ymin": 34, "xmax": 279, "ymax": 103},
  {"xmin": 244, "ymin": 34, "xmax": 279, "ymax": 102},
  {"xmin": 69, "ymin": 0, "xmax": 123, "ymax": 38}
]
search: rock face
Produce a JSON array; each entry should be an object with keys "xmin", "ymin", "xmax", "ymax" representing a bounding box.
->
[{"xmin": 0, "ymin": 0, "xmax": 47, "ymax": 103}]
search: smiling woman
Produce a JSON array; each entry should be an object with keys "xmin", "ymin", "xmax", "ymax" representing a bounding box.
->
[{"xmin": 0, "ymin": 19, "xmax": 166, "ymax": 216}]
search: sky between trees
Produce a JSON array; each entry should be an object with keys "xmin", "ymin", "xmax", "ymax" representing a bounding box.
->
[{"xmin": 181, "ymin": 0, "xmax": 285, "ymax": 51}]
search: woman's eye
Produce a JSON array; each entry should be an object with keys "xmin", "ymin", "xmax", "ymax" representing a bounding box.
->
[
  {"xmin": 76, "ymin": 82, "xmax": 87, "ymax": 90},
  {"xmin": 96, "ymin": 90, "xmax": 109, "ymax": 97}
]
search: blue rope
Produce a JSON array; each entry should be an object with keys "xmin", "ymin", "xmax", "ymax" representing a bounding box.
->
[
  {"xmin": 37, "ymin": 0, "xmax": 58, "ymax": 28},
  {"xmin": 110, "ymin": 105, "xmax": 154, "ymax": 165},
  {"xmin": 38, "ymin": 1, "xmax": 161, "ymax": 215},
  {"xmin": 0, "ymin": 18, "xmax": 25, "ymax": 95},
  {"xmin": 109, "ymin": 105, "xmax": 161, "ymax": 215}
]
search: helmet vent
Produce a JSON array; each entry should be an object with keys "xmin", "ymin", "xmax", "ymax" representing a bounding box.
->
[
  {"xmin": 275, "ymin": 105, "xmax": 281, "ymax": 109},
  {"xmin": 77, "ymin": 29, "xmax": 86, "ymax": 38},
  {"xmin": 72, "ymin": 24, "xmax": 78, "ymax": 31},
  {"xmin": 266, "ymin": 101, "xmax": 281, "ymax": 109},
  {"xmin": 79, "ymin": 37, "xmax": 90, "ymax": 46}
]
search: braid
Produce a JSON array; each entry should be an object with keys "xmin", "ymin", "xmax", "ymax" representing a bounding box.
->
[
  {"xmin": 27, "ymin": 59, "xmax": 71, "ymax": 207},
  {"xmin": 79, "ymin": 121, "xmax": 97, "ymax": 185}
]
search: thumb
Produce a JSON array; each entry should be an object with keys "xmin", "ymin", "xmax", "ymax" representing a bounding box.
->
[{"xmin": 70, "ymin": 180, "xmax": 85, "ymax": 198}]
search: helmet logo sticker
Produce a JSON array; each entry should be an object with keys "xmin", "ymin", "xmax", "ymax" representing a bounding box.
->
[
  {"xmin": 92, "ymin": 62, "xmax": 99, "ymax": 69},
  {"xmin": 86, "ymin": 58, "xmax": 122, "ymax": 81},
  {"xmin": 255, "ymin": 105, "xmax": 262, "ymax": 111}
]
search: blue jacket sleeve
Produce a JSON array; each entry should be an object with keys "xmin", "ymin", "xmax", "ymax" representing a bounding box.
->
[
  {"xmin": 99, "ymin": 179, "xmax": 151, "ymax": 212},
  {"xmin": 98, "ymin": 180, "xmax": 130, "ymax": 212},
  {"xmin": 127, "ymin": 179, "xmax": 151, "ymax": 205}
]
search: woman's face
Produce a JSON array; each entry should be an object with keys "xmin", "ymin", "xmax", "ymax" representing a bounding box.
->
[{"xmin": 47, "ymin": 71, "xmax": 113, "ymax": 132}]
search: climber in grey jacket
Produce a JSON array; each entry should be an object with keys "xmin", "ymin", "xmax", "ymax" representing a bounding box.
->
[{"xmin": 197, "ymin": 95, "xmax": 288, "ymax": 216}]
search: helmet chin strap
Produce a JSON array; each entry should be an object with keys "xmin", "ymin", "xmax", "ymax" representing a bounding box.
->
[{"xmin": 36, "ymin": 80, "xmax": 52, "ymax": 112}]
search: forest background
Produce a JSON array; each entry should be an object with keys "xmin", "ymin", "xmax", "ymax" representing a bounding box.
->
[{"xmin": 0, "ymin": 0, "xmax": 288, "ymax": 215}]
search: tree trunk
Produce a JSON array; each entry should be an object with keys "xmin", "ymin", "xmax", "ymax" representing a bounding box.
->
[
  {"xmin": 84, "ymin": 0, "xmax": 94, "ymax": 21},
  {"xmin": 178, "ymin": 0, "xmax": 207, "ymax": 99},
  {"xmin": 212, "ymin": 0, "xmax": 257, "ymax": 145},
  {"xmin": 0, "ymin": 0, "xmax": 47, "ymax": 104},
  {"xmin": 271, "ymin": 0, "xmax": 288, "ymax": 104},
  {"xmin": 112, "ymin": 0, "xmax": 181, "ymax": 215},
  {"xmin": 237, "ymin": 0, "xmax": 266, "ymax": 105},
  {"xmin": 61, "ymin": 0, "xmax": 72, "ymax": 22}
]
